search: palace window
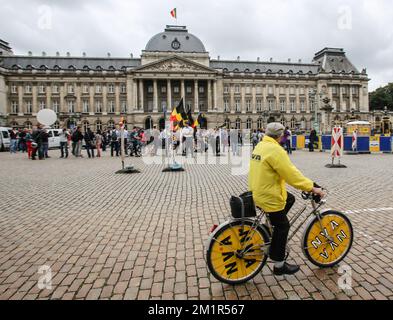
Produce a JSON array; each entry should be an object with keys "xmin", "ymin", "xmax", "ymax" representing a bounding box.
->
[
  {"xmin": 25, "ymin": 84, "xmax": 32, "ymax": 94},
  {"xmin": 108, "ymin": 84, "xmax": 114, "ymax": 94},
  {"xmin": 290, "ymin": 86, "xmax": 295, "ymax": 95},
  {"xmin": 235, "ymin": 85, "xmax": 240, "ymax": 93},
  {"xmin": 300, "ymin": 87, "xmax": 305, "ymax": 95},
  {"xmin": 11, "ymin": 101, "xmax": 18, "ymax": 114},
  {"xmin": 280, "ymin": 100, "xmax": 286, "ymax": 112},
  {"xmin": 300, "ymin": 101, "xmax": 305, "ymax": 112},
  {"xmin": 121, "ymin": 101, "xmax": 127, "ymax": 113},
  {"xmin": 224, "ymin": 86, "xmax": 229, "ymax": 94},
  {"xmin": 256, "ymin": 100, "xmax": 262, "ymax": 112},
  {"xmin": 280, "ymin": 87, "xmax": 285, "ymax": 94},
  {"xmin": 11, "ymin": 85, "xmax": 17, "ymax": 94},
  {"xmin": 26, "ymin": 100, "xmax": 32, "ymax": 114},
  {"xmin": 95, "ymin": 100, "xmax": 102, "ymax": 113},
  {"xmin": 148, "ymin": 86, "xmax": 153, "ymax": 93},
  {"xmin": 82, "ymin": 121, "xmax": 89, "ymax": 132},
  {"xmin": 161, "ymin": 86, "xmax": 166, "ymax": 93},
  {"xmin": 161, "ymin": 101, "xmax": 167, "ymax": 112},
  {"xmin": 96, "ymin": 121, "xmax": 102, "ymax": 132},
  {"xmin": 291, "ymin": 118, "xmax": 296, "ymax": 129},
  {"xmin": 52, "ymin": 100, "xmax": 59, "ymax": 113},
  {"xmin": 95, "ymin": 84, "xmax": 102, "ymax": 94},
  {"xmin": 246, "ymin": 100, "xmax": 252, "ymax": 112},
  {"xmin": 83, "ymin": 100, "xmax": 89, "ymax": 113},
  {"xmin": 108, "ymin": 100, "xmax": 115, "ymax": 113},
  {"xmin": 224, "ymin": 99, "xmax": 229, "ymax": 112},
  {"xmin": 268, "ymin": 86, "xmax": 273, "ymax": 95},
  {"xmin": 199, "ymin": 102, "xmax": 205, "ymax": 111},
  {"xmin": 290, "ymin": 100, "xmax": 296, "ymax": 112},
  {"xmin": 68, "ymin": 84, "xmax": 74, "ymax": 94},
  {"xmin": 52, "ymin": 84, "xmax": 59, "ymax": 93},
  {"xmin": 39, "ymin": 100, "xmax": 46, "ymax": 110},
  {"xmin": 235, "ymin": 99, "xmax": 241, "ymax": 112},
  {"xmin": 246, "ymin": 86, "xmax": 251, "ymax": 94},
  {"xmin": 198, "ymin": 86, "xmax": 204, "ymax": 94},
  {"xmin": 332, "ymin": 86, "xmax": 337, "ymax": 95},
  {"xmin": 246, "ymin": 118, "xmax": 252, "ymax": 129},
  {"xmin": 235, "ymin": 118, "xmax": 241, "ymax": 129},
  {"xmin": 268, "ymin": 99, "xmax": 274, "ymax": 111},
  {"xmin": 120, "ymin": 84, "xmax": 126, "ymax": 93},
  {"xmin": 174, "ymin": 86, "xmax": 179, "ymax": 93},
  {"xmin": 186, "ymin": 86, "xmax": 192, "ymax": 94},
  {"xmin": 257, "ymin": 118, "xmax": 263, "ymax": 129},
  {"xmin": 108, "ymin": 120, "xmax": 115, "ymax": 129},
  {"xmin": 24, "ymin": 121, "xmax": 33, "ymax": 130},
  {"xmin": 256, "ymin": 86, "xmax": 262, "ymax": 94},
  {"xmin": 83, "ymin": 84, "xmax": 89, "ymax": 94},
  {"xmin": 39, "ymin": 84, "xmax": 45, "ymax": 94},
  {"xmin": 310, "ymin": 101, "xmax": 315, "ymax": 112},
  {"xmin": 68, "ymin": 100, "xmax": 75, "ymax": 113}
]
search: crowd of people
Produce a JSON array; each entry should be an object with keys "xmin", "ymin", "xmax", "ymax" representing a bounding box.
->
[{"xmin": 7, "ymin": 123, "xmax": 318, "ymax": 160}]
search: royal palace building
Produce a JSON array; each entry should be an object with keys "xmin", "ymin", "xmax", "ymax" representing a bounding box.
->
[{"xmin": 0, "ymin": 25, "xmax": 375, "ymax": 133}]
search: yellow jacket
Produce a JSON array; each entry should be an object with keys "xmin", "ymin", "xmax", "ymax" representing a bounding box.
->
[{"xmin": 248, "ymin": 136, "xmax": 313, "ymax": 213}]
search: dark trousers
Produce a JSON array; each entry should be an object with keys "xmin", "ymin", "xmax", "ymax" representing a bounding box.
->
[
  {"xmin": 267, "ymin": 192, "xmax": 295, "ymax": 262},
  {"xmin": 86, "ymin": 144, "xmax": 95, "ymax": 158},
  {"xmin": 111, "ymin": 141, "xmax": 119, "ymax": 156},
  {"xmin": 60, "ymin": 142, "xmax": 68, "ymax": 158},
  {"xmin": 286, "ymin": 140, "xmax": 292, "ymax": 154}
]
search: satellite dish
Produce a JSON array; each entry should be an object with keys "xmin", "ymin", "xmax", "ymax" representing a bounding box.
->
[{"xmin": 37, "ymin": 109, "xmax": 57, "ymax": 127}]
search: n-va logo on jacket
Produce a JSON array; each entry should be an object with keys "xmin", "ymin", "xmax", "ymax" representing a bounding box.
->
[{"xmin": 251, "ymin": 154, "xmax": 262, "ymax": 161}]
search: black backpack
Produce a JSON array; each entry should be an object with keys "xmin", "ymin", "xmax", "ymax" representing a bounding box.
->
[{"xmin": 111, "ymin": 131, "xmax": 118, "ymax": 141}]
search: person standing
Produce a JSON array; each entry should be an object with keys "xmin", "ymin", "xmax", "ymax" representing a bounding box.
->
[
  {"xmin": 84, "ymin": 128, "xmax": 95, "ymax": 158},
  {"xmin": 230, "ymin": 128, "xmax": 239, "ymax": 156},
  {"xmin": 110, "ymin": 128, "xmax": 119, "ymax": 157},
  {"xmin": 283, "ymin": 127, "xmax": 292, "ymax": 154},
  {"xmin": 9, "ymin": 128, "xmax": 18, "ymax": 154},
  {"xmin": 41, "ymin": 128, "xmax": 50, "ymax": 158},
  {"xmin": 95, "ymin": 130, "xmax": 103, "ymax": 158},
  {"xmin": 59, "ymin": 128, "xmax": 69, "ymax": 158},
  {"xmin": 221, "ymin": 128, "xmax": 229, "ymax": 153},
  {"xmin": 181, "ymin": 122, "xmax": 194, "ymax": 158},
  {"xmin": 73, "ymin": 127, "xmax": 84, "ymax": 158},
  {"xmin": 26, "ymin": 129, "xmax": 33, "ymax": 159},
  {"xmin": 309, "ymin": 129, "xmax": 317, "ymax": 152},
  {"xmin": 251, "ymin": 130, "xmax": 259, "ymax": 150},
  {"xmin": 31, "ymin": 125, "xmax": 43, "ymax": 160},
  {"xmin": 18, "ymin": 129, "xmax": 27, "ymax": 153}
]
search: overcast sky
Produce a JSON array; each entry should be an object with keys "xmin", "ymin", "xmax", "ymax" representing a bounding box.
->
[{"xmin": 1, "ymin": 0, "xmax": 392, "ymax": 91}]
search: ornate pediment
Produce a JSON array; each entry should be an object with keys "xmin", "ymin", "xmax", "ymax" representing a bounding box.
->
[{"xmin": 133, "ymin": 56, "xmax": 216, "ymax": 74}]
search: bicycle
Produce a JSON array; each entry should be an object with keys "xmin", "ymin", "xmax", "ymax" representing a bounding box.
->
[{"xmin": 205, "ymin": 189, "xmax": 353, "ymax": 285}]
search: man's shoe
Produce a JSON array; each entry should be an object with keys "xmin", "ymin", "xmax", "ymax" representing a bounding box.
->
[{"xmin": 273, "ymin": 263, "xmax": 300, "ymax": 276}]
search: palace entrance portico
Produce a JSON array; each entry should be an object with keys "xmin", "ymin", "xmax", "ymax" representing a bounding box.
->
[{"xmin": 126, "ymin": 56, "xmax": 224, "ymax": 127}]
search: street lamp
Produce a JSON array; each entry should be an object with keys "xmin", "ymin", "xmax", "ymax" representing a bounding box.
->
[
  {"xmin": 308, "ymin": 88, "xmax": 320, "ymax": 133},
  {"xmin": 321, "ymin": 97, "xmax": 333, "ymax": 134}
]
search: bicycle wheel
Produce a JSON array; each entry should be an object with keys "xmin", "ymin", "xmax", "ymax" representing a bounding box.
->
[
  {"xmin": 302, "ymin": 210, "xmax": 353, "ymax": 268},
  {"xmin": 206, "ymin": 220, "xmax": 270, "ymax": 285}
]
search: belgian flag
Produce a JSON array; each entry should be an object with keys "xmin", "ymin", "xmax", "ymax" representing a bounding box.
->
[
  {"xmin": 170, "ymin": 98, "xmax": 187, "ymax": 129},
  {"xmin": 193, "ymin": 113, "xmax": 204, "ymax": 128}
]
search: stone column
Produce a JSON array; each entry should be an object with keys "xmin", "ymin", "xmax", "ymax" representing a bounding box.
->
[
  {"xmin": 241, "ymin": 84, "xmax": 246, "ymax": 114},
  {"xmin": 295, "ymin": 86, "xmax": 300, "ymax": 113},
  {"xmin": 194, "ymin": 80, "xmax": 199, "ymax": 112},
  {"xmin": 167, "ymin": 79, "xmax": 172, "ymax": 110},
  {"xmin": 305, "ymin": 86, "xmax": 310, "ymax": 113},
  {"xmin": 153, "ymin": 79, "xmax": 158, "ymax": 112},
  {"xmin": 75, "ymin": 84, "xmax": 81, "ymax": 113},
  {"xmin": 263, "ymin": 85, "xmax": 267, "ymax": 111},
  {"xmin": 115, "ymin": 83, "xmax": 120, "ymax": 114},
  {"xmin": 18, "ymin": 86, "xmax": 24, "ymax": 115},
  {"xmin": 339, "ymin": 85, "xmax": 343, "ymax": 113},
  {"xmin": 275, "ymin": 85, "xmax": 279, "ymax": 112},
  {"xmin": 139, "ymin": 79, "xmax": 144, "ymax": 111},
  {"xmin": 230, "ymin": 84, "xmax": 235, "ymax": 113},
  {"xmin": 286, "ymin": 86, "xmax": 290, "ymax": 113},
  {"xmin": 133, "ymin": 79, "xmax": 138, "ymax": 111},
  {"xmin": 213, "ymin": 80, "xmax": 218, "ymax": 111},
  {"xmin": 216, "ymin": 78, "xmax": 224, "ymax": 113},
  {"xmin": 126, "ymin": 78, "xmax": 133, "ymax": 112},
  {"xmin": 181, "ymin": 79, "xmax": 185, "ymax": 100},
  {"xmin": 89, "ymin": 84, "xmax": 94, "ymax": 114},
  {"xmin": 207, "ymin": 80, "xmax": 212, "ymax": 112},
  {"xmin": 32, "ymin": 84, "xmax": 38, "ymax": 115},
  {"xmin": 349, "ymin": 84, "xmax": 353, "ymax": 111},
  {"xmin": 46, "ymin": 84, "xmax": 51, "ymax": 112},
  {"xmin": 252, "ymin": 84, "xmax": 256, "ymax": 114}
]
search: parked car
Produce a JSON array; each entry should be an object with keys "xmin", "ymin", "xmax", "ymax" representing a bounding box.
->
[
  {"xmin": 46, "ymin": 128, "xmax": 62, "ymax": 149},
  {"xmin": 0, "ymin": 127, "xmax": 12, "ymax": 151}
]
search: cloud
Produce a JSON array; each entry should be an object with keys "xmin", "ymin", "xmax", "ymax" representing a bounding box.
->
[{"xmin": 0, "ymin": 0, "xmax": 392, "ymax": 90}]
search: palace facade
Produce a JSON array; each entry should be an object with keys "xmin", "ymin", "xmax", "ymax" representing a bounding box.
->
[{"xmin": 0, "ymin": 25, "xmax": 379, "ymax": 133}]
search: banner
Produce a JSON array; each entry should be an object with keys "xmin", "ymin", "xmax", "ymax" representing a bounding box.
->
[{"xmin": 331, "ymin": 127, "xmax": 343, "ymax": 158}]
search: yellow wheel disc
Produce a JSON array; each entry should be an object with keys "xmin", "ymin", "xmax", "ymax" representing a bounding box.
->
[
  {"xmin": 304, "ymin": 213, "xmax": 353, "ymax": 267},
  {"xmin": 209, "ymin": 223, "xmax": 267, "ymax": 283}
]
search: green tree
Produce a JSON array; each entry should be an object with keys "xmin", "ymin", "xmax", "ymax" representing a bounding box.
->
[{"xmin": 369, "ymin": 83, "xmax": 393, "ymax": 111}]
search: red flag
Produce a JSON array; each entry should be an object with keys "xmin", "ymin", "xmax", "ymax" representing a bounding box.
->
[{"xmin": 170, "ymin": 8, "xmax": 177, "ymax": 19}]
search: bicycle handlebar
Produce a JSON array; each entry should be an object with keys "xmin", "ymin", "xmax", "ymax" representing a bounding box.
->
[{"xmin": 301, "ymin": 184, "xmax": 327, "ymax": 204}]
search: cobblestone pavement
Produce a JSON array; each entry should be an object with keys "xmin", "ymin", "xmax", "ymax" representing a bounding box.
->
[{"xmin": 0, "ymin": 147, "xmax": 393, "ymax": 300}]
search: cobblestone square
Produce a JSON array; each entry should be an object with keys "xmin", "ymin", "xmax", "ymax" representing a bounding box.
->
[{"xmin": 1, "ymin": 148, "xmax": 393, "ymax": 300}]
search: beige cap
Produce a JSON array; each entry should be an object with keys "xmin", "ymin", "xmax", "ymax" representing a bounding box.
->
[{"xmin": 266, "ymin": 122, "xmax": 285, "ymax": 137}]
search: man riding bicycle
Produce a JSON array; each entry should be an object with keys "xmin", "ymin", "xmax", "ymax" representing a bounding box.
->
[
  {"xmin": 129, "ymin": 127, "xmax": 142, "ymax": 157},
  {"xmin": 249, "ymin": 123, "xmax": 325, "ymax": 276}
]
